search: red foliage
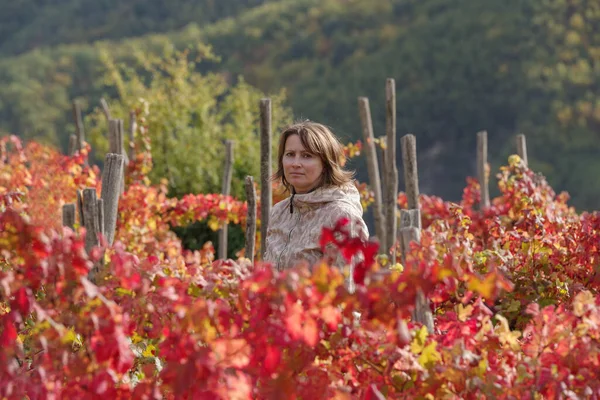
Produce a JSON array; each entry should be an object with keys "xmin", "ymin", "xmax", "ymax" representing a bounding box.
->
[{"xmin": 2, "ymin": 138, "xmax": 600, "ymax": 399}]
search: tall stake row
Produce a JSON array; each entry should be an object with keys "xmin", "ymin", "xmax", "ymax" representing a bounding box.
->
[{"xmin": 63, "ymin": 87, "xmax": 531, "ymax": 332}]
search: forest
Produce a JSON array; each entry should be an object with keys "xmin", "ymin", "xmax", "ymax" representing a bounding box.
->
[{"xmin": 1, "ymin": 0, "xmax": 599, "ymax": 211}]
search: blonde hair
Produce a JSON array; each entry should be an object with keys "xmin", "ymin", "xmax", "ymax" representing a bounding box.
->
[{"xmin": 273, "ymin": 120, "xmax": 354, "ymax": 193}]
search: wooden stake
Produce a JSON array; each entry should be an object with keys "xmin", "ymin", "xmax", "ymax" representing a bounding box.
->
[
  {"xmin": 100, "ymin": 153, "xmax": 124, "ymax": 246},
  {"xmin": 82, "ymin": 188, "xmax": 100, "ymax": 255},
  {"xmin": 245, "ymin": 176, "xmax": 257, "ymax": 264},
  {"xmin": 100, "ymin": 98, "xmax": 111, "ymax": 120},
  {"xmin": 108, "ymin": 119, "xmax": 119, "ymax": 154},
  {"xmin": 76, "ymin": 189, "xmax": 84, "ymax": 227},
  {"xmin": 400, "ymin": 226, "xmax": 434, "ymax": 333},
  {"xmin": 97, "ymin": 198, "xmax": 105, "ymax": 240},
  {"xmin": 260, "ymin": 98, "xmax": 272, "ymax": 259},
  {"xmin": 401, "ymin": 134, "xmax": 420, "ymax": 216},
  {"xmin": 109, "ymin": 119, "xmax": 126, "ymax": 192},
  {"xmin": 516, "ymin": 133, "xmax": 528, "ymax": 167},
  {"xmin": 68, "ymin": 134, "xmax": 77, "ymax": 156},
  {"xmin": 62, "ymin": 203, "xmax": 76, "ymax": 230},
  {"xmin": 218, "ymin": 140, "xmax": 234, "ymax": 260},
  {"xmin": 358, "ymin": 97, "xmax": 385, "ymax": 251},
  {"xmin": 399, "ymin": 209, "xmax": 421, "ymax": 232},
  {"xmin": 72, "ymin": 101, "xmax": 85, "ymax": 152},
  {"xmin": 477, "ymin": 131, "xmax": 490, "ymax": 209},
  {"xmin": 385, "ymin": 78, "xmax": 399, "ymax": 254}
]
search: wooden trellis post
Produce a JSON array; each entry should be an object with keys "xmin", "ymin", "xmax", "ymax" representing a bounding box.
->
[
  {"xmin": 245, "ymin": 176, "xmax": 257, "ymax": 264},
  {"xmin": 477, "ymin": 131, "xmax": 490, "ymax": 209},
  {"xmin": 68, "ymin": 134, "xmax": 77, "ymax": 157},
  {"xmin": 516, "ymin": 133, "xmax": 528, "ymax": 167},
  {"xmin": 218, "ymin": 140, "xmax": 234, "ymax": 259},
  {"xmin": 401, "ymin": 134, "xmax": 421, "ymax": 228},
  {"xmin": 384, "ymin": 78, "xmax": 399, "ymax": 256},
  {"xmin": 100, "ymin": 98, "xmax": 111, "ymax": 120},
  {"xmin": 62, "ymin": 203, "xmax": 76, "ymax": 230},
  {"xmin": 82, "ymin": 188, "xmax": 101, "ymax": 255},
  {"xmin": 72, "ymin": 101, "xmax": 85, "ymax": 152},
  {"xmin": 108, "ymin": 118, "xmax": 127, "ymax": 193},
  {"xmin": 399, "ymin": 216, "xmax": 434, "ymax": 333},
  {"xmin": 260, "ymin": 98, "xmax": 272, "ymax": 259},
  {"xmin": 100, "ymin": 153, "xmax": 125, "ymax": 246},
  {"xmin": 358, "ymin": 97, "xmax": 385, "ymax": 251}
]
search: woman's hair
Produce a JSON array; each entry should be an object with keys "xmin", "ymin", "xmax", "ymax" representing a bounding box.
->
[{"xmin": 273, "ymin": 120, "xmax": 355, "ymax": 192}]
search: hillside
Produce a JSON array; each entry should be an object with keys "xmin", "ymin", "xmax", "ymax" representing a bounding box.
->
[
  {"xmin": 0, "ymin": 0, "xmax": 272, "ymax": 56},
  {"xmin": 1, "ymin": 0, "xmax": 599, "ymax": 210}
]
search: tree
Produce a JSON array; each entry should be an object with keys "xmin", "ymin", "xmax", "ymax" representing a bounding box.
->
[{"xmin": 85, "ymin": 42, "xmax": 292, "ymax": 199}]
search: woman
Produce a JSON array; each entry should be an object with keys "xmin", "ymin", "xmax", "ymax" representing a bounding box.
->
[{"xmin": 263, "ymin": 120, "xmax": 369, "ymax": 279}]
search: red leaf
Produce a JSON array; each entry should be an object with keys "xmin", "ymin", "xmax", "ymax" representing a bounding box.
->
[
  {"xmin": 263, "ymin": 345, "xmax": 281, "ymax": 375},
  {"xmin": 364, "ymin": 384, "xmax": 386, "ymax": 400},
  {"xmin": 1, "ymin": 314, "xmax": 17, "ymax": 347},
  {"xmin": 10, "ymin": 287, "xmax": 31, "ymax": 316},
  {"xmin": 353, "ymin": 261, "xmax": 367, "ymax": 285}
]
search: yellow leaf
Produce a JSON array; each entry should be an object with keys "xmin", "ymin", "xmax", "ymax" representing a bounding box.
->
[
  {"xmin": 418, "ymin": 341, "xmax": 441, "ymax": 367},
  {"xmin": 457, "ymin": 304, "xmax": 473, "ymax": 322},
  {"xmin": 61, "ymin": 328, "xmax": 77, "ymax": 345},
  {"xmin": 313, "ymin": 261, "xmax": 330, "ymax": 293},
  {"xmin": 467, "ymin": 273, "xmax": 496, "ymax": 299},
  {"xmin": 131, "ymin": 331, "xmax": 144, "ymax": 344},
  {"xmin": 410, "ymin": 326, "xmax": 428, "ymax": 354},
  {"xmin": 142, "ymin": 344, "xmax": 156, "ymax": 358},
  {"xmin": 390, "ymin": 263, "xmax": 404, "ymax": 272},
  {"xmin": 573, "ymin": 290, "xmax": 595, "ymax": 317},
  {"xmin": 495, "ymin": 314, "xmax": 521, "ymax": 351},
  {"xmin": 207, "ymin": 217, "xmax": 220, "ymax": 231},
  {"xmin": 477, "ymin": 357, "xmax": 488, "ymax": 377}
]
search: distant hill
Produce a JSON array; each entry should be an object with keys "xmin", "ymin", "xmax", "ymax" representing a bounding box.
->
[
  {"xmin": 0, "ymin": 0, "xmax": 272, "ymax": 56},
  {"xmin": 1, "ymin": 0, "xmax": 599, "ymax": 210}
]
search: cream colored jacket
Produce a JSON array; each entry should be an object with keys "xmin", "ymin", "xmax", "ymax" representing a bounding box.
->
[{"xmin": 263, "ymin": 183, "xmax": 369, "ymax": 274}]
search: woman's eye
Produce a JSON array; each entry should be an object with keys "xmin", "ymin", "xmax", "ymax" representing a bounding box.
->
[{"xmin": 303, "ymin": 153, "xmax": 312, "ymax": 158}]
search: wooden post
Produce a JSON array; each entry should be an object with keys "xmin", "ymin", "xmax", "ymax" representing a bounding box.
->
[
  {"xmin": 72, "ymin": 101, "xmax": 85, "ymax": 152},
  {"xmin": 129, "ymin": 111, "xmax": 137, "ymax": 161},
  {"xmin": 401, "ymin": 134, "xmax": 421, "ymax": 229},
  {"xmin": 97, "ymin": 198, "xmax": 105, "ymax": 240},
  {"xmin": 379, "ymin": 145, "xmax": 387, "ymax": 189},
  {"xmin": 117, "ymin": 119, "xmax": 128, "ymax": 163},
  {"xmin": 477, "ymin": 131, "xmax": 490, "ymax": 209},
  {"xmin": 109, "ymin": 119, "xmax": 126, "ymax": 193},
  {"xmin": 358, "ymin": 97, "xmax": 386, "ymax": 252},
  {"xmin": 384, "ymin": 78, "xmax": 399, "ymax": 255},
  {"xmin": 400, "ymin": 226, "xmax": 434, "ymax": 333},
  {"xmin": 82, "ymin": 188, "xmax": 100, "ymax": 255},
  {"xmin": 245, "ymin": 176, "xmax": 257, "ymax": 264},
  {"xmin": 260, "ymin": 98, "xmax": 272, "ymax": 259},
  {"xmin": 76, "ymin": 189, "xmax": 84, "ymax": 227},
  {"xmin": 218, "ymin": 140, "xmax": 234, "ymax": 260},
  {"xmin": 62, "ymin": 203, "xmax": 76, "ymax": 230},
  {"xmin": 516, "ymin": 133, "xmax": 528, "ymax": 167},
  {"xmin": 68, "ymin": 134, "xmax": 77, "ymax": 157},
  {"xmin": 100, "ymin": 98, "xmax": 111, "ymax": 120},
  {"xmin": 100, "ymin": 153, "xmax": 124, "ymax": 245},
  {"xmin": 399, "ymin": 209, "xmax": 421, "ymax": 232},
  {"xmin": 108, "ymin": 119, "xmax": 119, "ymax": 154}
]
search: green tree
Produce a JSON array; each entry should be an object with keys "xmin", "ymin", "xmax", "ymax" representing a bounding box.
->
[{"xmin": 85, "ymin": 42, "xmax": 292, "ymax": 199}]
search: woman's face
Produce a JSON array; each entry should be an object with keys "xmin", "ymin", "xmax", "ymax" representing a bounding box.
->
[{"xmin": 282, "ymin": 134, "xmax": 324, "ymax": 194}]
